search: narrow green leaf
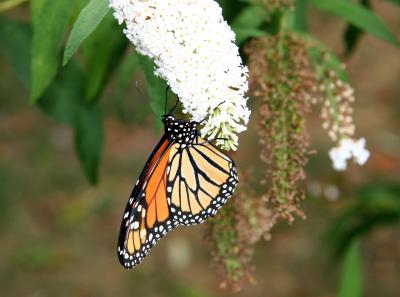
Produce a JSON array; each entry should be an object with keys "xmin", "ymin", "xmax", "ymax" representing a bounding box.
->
[
  {"xmin": 338, "ymin": 241, "xmax": 363, "ymax": 297},
  {"xmin": 231, "ymin": 5, "xmax": 268, "ymax": 45},
  {"xmin": 82, "ymin": 12, "xmax": 128, "ymax": 101},
  {"xmin": 75, "ymin": 102, "xmax": 104, "ymax": 185},
  {"xmin": 0, "ymin": 17, "xmax": 31, "ymax": 86},
  {"xmin": 140, "ymin": 56, "xmax": 168, "ymax": 131},
  {"xmin": 343, "ymin": 0, "xmax": 371, "ymax": 57},
  {"xmin": 311, "ymin": 0, "xmax": 400, "ymax": 47},
  {"xmin": 31, "ymin": 0, "xmax": 77, "ymax": 102},
  {"xmin": 63, "ymin": 0, "xmax": 110, "ymax": 66}
]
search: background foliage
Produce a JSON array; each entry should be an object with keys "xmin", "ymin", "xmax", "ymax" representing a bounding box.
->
[{"xmin": 0, "ymin": 0, "xmax": 399, "ymax": 296}]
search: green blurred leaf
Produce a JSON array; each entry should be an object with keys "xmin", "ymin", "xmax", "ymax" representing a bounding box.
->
[
  {"xmin": 326, "ymin": 183, "xmax": 400, "ymax": 255},
  {"xmin": 30, "ymin": 0, "xmax": 45, "ymax": 25},
  {"xmin": 1, "ymin": 5, "xmax": 103, "ymax": 184},
  {"xmin": 231, "ymin": 5, "xmax": 269, "ymax": 45},
  {"xmin": 389, "ymin": 0, "xmax": 400, "ymax": 5},
  {"xmin": 234, "ymin": 28, "xmax": 268, "ymax": 45},
  {"xmin": 82, "ymin": 12, "xmax": 128, "ymax": 101},
  {"xmin": 343, "ymin": 0, "xmax": 371, "ymax": 58},
  {"xmin": 311, "ymin": 0, "xmax": 400, "ymax": 47},
  {"xmin": 338, "ymin": 241, "xmax": 363, "ymax": 297},
  {"xmin": 31, "ymin": 0, "xmax": 77, "ymax": 102},
  {"xmin": 75, "ymin": 102, "xmax": 103, "ymax": 185},
  {"xmin": 38, "ymin": 62, "xmax": 104, "ymax": 184},
  {"xmin": 113, "ymin": 53, "xmax": 145, "ymax": 121},
  {"xmin": 63, "ymin": 0, "xmax": 110, "ymax": 66},
  {"xmin": 217, "ymin": 0, "xmax": 247, "ymax": 22},
  {"xmin": 38, "ymin": 62, "xmax": 84, "ymax": 124},
  {"xmin": 140, "ymin": 56, "xmax": 168, "ymax": 131},
  {"xmin": 0, "ymin": 17, "xmax": 31, "ymax": 86}
]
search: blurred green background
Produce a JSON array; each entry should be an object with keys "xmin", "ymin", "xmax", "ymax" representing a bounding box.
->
[{"xmin": 0, "ymin": 0, "xmax": 400, "ymax": 296}]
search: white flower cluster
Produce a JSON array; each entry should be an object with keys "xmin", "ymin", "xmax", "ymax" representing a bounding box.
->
[
  {"xmin": 329, "ymin": 138, "xmax": 370, "ymax": 171},
  {"xmin": 109, "ymin": 0, "xmax": 250, "ymax": 150}
]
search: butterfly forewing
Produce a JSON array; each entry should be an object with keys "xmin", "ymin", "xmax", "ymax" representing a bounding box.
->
[{"xmin": 117, "ymin": 136, "xmax": 178, "ymax": 268}]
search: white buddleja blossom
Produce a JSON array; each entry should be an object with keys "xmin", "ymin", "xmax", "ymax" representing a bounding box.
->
[
  {"xmin": 109, "ymin": 0, "xmax": 250, "ymax": 150},
  {"xmin": 329, "ymin": 138, "xmax": 370, "ymax": 171},
  {"xmin": 316, "ymin": 70, "xmax": 370, "ymax": 171}
]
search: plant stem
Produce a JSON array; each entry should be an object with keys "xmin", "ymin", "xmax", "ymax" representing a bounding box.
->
[{"xmin": 0, "ymin": 0, "xmax": 28, "ymax": 13}]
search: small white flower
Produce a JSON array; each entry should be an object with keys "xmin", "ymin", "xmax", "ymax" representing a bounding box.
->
[
  {"xmin": 329, "ymin": 146, "xmax": 350, "ymax": 171},
  {"xmin": 329, "ymin": 137, "xmax": 370, "ymax": 171},
  {"xmin": 109, "ymin": 0, "xmax": 250, "ymax": 150},
  {"xmin": 351, "ymin": 137, "xmax": 370, "ymax": 165}
]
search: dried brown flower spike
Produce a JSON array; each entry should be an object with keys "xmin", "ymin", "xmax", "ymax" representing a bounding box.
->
[{"xmin": 246, "ymin": 33, "xmax": 317, "ymax": 223}]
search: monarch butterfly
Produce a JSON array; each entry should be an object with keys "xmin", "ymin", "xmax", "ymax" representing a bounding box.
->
[{"xmin": 117, "ymin": 104, "xmax": 238, "ymax": 269}]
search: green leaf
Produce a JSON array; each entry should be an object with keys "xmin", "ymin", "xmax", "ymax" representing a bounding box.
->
[
  {"xmin": 231, "ymin": 5, "xmax": 269, "ymax": 45},
  {"xmin": 338, "ymin": 241, "xmax": 363, "ymax": 297},
  {"xmin": 112, "ymin": 53, "xmax": 145, "ymax": 122},
  {"xmin": 30, "ymin": 0, "xmax": 45, "ymax": 25},
  {"xmin": 0, "ymin": 17, "xmax": 31, "ymax": 86},
  {"xmin": 326, "ymin": 183, "xmax": 400, "ymax": 255},
  {"xmin": 63, "ymin": 0, "xmax": 110, "ymax": 66},
  {"xmin": 140, "ymin": 56, "xmax": 168, "ymax": 131},
  {"xmin": 38, "ymin": 62, "xmax": 84, "ymax": 124},
  {"xmin": 217, "ymin": 0, "xmax": 247, "ymax": 22},
  {"xmin": 82, "ymin": 12, "xmax": 128, "ymax": 101},
  {"xmin": 75, "ymin": 101, "xmax": 103, "ymax": 185},
  {"xmin": 389, "ymin": 0, "xmax": 400, "ymax": 5},
  {"xmin": 31, "ymin": 0, "xmax": 77, "ymax": 102},
  {"xmin": 343, "ymin": 0, "xmax": 371, "ymax": 57},
  {"xmin": 311, "ymin": 0, "xmax": 400, "ymax": 47},
  {"xmin": 38, "ymin": 62, "xmax": 104, "ymax": 185}
]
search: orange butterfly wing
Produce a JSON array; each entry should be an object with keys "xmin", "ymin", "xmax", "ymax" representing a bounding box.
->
[{"xmin": 117, "ymin": 136, "xmax": 178, "ymax": 268}]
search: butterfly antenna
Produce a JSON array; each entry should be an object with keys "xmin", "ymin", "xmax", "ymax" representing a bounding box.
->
[
  {"xmin": 169, "ymin": 98, "xmax": 180, "ymax": 115},
  {"xmin": 164, "ymin": 86, "xmax": 170, "ymax": 115}
]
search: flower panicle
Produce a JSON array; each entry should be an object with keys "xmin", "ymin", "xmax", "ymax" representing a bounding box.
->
[
  {"xmin": 109, "ymin": 0, "xmax": 250, "ymax": 150},
  {"xmin": 247, "ymin": 33, "xmax": 313, "ymax": 222},
  {"xmin": 309, "ymin": 57, "xmax": 371, "ymax": 171}
]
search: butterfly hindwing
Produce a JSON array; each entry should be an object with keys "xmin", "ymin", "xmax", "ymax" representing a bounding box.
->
[{"xmin": 167, "ymin": 137, "xmax": 238, "ymax": 225}]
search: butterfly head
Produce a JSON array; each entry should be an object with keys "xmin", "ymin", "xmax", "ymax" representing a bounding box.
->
[{"xmin": 162, "ymin": 115, "xmax": 198, "ymax": 144}]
